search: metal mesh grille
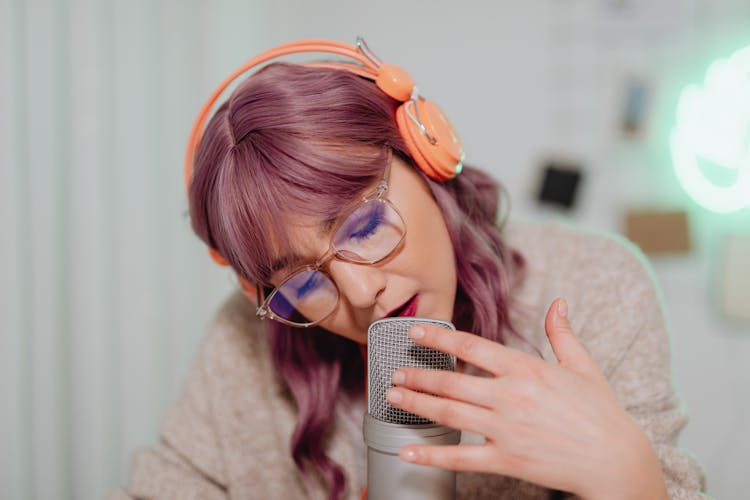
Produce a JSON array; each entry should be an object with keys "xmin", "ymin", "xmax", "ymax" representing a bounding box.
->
[{"xmin": 367, "ymin": 317, "xmax": 455, "ymax": 424}]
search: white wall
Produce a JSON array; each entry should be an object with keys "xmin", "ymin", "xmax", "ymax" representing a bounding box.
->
[{"xmin": 1, "ymin": 1, "xmax": 748, "ymax": 499}]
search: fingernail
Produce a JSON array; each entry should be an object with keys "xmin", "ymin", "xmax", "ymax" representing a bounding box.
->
[
  {"xmin": 387, "ymin": 388, "xmax": 403, "ymax": 404},
  {"xmin": 391, "ymin": 370, "xmax": 405, "ymax": 385},
  {"xmin": 403, "ymin": 449, "xmax": 417, "ymax": 462},
  {"xmin": 557, "ymin": 299, "xmax": 568, "ymax": 318},
  {"xmin": 409, "ymin": 326, "xmax": 425, "ymax": 339}
]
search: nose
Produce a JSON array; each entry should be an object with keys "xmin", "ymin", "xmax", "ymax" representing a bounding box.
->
[{"xmin": 327, "ymin": 260, "xmax": 386, "ymax": 310}]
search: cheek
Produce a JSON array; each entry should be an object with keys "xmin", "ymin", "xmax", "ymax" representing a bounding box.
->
[
  {"xmin": 318, "ymin": 310, "xmax": 368, "ymax": 343},
  {"xmin": 403, "ymin": 201, "xmax": 456, "ymax": 284}
]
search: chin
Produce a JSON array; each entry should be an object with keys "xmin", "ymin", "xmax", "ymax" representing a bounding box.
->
[
  {"xmin": 431, "ymin": 306, "xmax": 456, "ymax": 324},
  {"xmin": 411, "ymin": 300, "xmax": 454, "ymax": 324}
]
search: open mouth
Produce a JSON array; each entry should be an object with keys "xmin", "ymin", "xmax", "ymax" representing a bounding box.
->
[{"xmin": 387, "ymin": 294, "xmax": 419, "ymax": 318}]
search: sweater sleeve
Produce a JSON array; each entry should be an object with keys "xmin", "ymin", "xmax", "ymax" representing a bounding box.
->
[
  {"xmin": 594, "ymin": 239, "xmax": 708, "ymax": 499},
  {"xmin": 107, "ymin": 331, "xmax": 229, "ymax": 500}
]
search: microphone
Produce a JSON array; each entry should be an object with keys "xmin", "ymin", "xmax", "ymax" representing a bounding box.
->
[{"xmin": 363, "ymin": 317, "xmax": 461, "ymax": 500}]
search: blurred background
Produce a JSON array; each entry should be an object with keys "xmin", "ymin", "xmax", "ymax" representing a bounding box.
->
[{"xmin": 2, "ymin": 0, "xmax": 749, "ymax": 498}]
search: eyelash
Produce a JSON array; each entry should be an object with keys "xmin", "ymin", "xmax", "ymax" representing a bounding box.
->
[
  {"xmin": 347, "ymin": 206, "xmax": 385, "ymax": 241},
  {"xmin": 295, "ymin": 272, "xmax": 324, "ymax": 298}
]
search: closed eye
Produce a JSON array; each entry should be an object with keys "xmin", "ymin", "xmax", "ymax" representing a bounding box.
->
[
  {"xmin": 294, "ymin": 271, "xmax": 325, "ymax": 299},
  {"xmin": 343, "ymin": 202, "xmax": 386, "ymax": 241}
]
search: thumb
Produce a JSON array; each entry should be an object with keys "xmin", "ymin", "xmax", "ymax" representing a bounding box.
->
[{"xmin": 545, "ymin": 298, "xmax": 601, "ymax": 378}]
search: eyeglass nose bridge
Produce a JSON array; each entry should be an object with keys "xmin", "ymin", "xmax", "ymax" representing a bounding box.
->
[
  {"xmin": 315, "ymin": 241, "xmax": 371, "ymax": 269},
  {"xmin": 314, "ymin": 246, "xmax": 338, "ymax": 269}
]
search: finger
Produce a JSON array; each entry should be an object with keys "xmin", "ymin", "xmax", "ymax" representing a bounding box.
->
[
  {"xmin": 408, "ymin": 324, "xmax": 531, "ymax": 376},
  {"xmin": 392, "ymin": 368, "xmax": 497, "ymax": 409},
  {"xmin": 399, "ymin": 444, "xmax": 496, "ymax": 473},
  {"xmin": 387, "ymin": 386, "xmax": 496, "ymax": 436},
  {"xmin": 544, "ymin": 298, "xmax": 602, "ymax": 378}
]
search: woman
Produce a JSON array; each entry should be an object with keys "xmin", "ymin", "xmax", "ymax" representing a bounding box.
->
[{"xmin": 112, "ymin": 40, "xmax": 706, "ymax": 499}]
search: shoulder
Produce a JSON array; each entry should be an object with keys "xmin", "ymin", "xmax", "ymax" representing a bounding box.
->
[
  {"xmin": 173, "ymin": 291, "xmax": 276, "ymax": 401},
  {"xmin": 504, "ymin": 217, "xmax": 659, "ymax": 308},
  {"xmin": 503, "ymin": 218, "xmax": 665, "ymax": 376},
  {"xmin": 165, "ymin": 290, "xmax": 279, "ymax": 423},
  {"xmin": 504, "ymin": 217, "xmax": 652, "ymax": 278},
  {"xmin": 185, "ymin": 290, "xmax": 289, "ymax": 418},
  {"xmin": 122, "ymin": 293, "xmax": 301, "ymax": 497},
  {"xmin": 170, "ymin": 292, "xmax": 297, "ymax": 478},
  {"xmin": 199, "ymin": 290, "xmax": 270, "ymax": 368}
]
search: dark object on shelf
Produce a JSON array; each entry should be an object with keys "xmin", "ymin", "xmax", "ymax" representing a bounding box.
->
[{"xmin": 537, "ymin": 162, "xmax": 583, "ymax": 209}]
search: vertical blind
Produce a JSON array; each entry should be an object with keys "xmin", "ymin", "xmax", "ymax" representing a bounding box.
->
[{"xmin": 0, "ymin": 1, "xmax": 267, "ymax": 498}]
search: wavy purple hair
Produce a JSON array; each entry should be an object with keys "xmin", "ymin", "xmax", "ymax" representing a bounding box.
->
[{"xmin": 188, "ymin": 62, "xmax": 525, "ymax": 499}]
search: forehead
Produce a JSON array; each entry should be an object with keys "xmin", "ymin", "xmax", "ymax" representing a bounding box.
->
[
  {"xmin": 288, "ymin": 218, "xmax": 332, "ymax": 254},
  {"xmin": 265, "ymin": 217, "xmax": 330, "ymax": 276}
]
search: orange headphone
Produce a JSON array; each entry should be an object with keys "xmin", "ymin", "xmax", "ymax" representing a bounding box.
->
[{"xmin": 184, "ymin": 37, "xmax": 465, "ymax": 301}]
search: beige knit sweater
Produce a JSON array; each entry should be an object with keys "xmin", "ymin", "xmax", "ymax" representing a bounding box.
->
[{"xmin": 110, "ymin": 220, "xmax": 708, "ymax": 499}]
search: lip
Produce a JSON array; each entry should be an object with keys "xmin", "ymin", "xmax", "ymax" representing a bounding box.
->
[{"xmin": 386, "ymin": 294, "xmax": 419, "ymax": 318}]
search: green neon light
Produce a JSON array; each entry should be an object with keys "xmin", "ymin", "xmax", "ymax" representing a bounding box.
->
[{"xmin": 670, "ymin": 45, "xmax": 750, "ymax": 214}]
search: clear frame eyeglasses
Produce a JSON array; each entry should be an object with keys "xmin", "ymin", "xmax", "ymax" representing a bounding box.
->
[{"xmin": 255, "ymin": 157, "xmax": 406, "ymax": 328}]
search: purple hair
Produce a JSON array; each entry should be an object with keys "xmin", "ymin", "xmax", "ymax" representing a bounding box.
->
[{"xmin": 188, "ymin": 63, "xmax": 525, "ymax": 499}]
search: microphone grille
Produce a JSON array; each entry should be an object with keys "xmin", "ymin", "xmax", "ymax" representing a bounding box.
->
[{"xmin": 367, "ymin": 317, "xmax": 455, "ymax": 424}]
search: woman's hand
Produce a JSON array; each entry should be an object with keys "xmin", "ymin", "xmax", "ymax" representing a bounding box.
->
[{"xmin": 385, "ymin": 298, "xmax": 669, "ymax": 500}]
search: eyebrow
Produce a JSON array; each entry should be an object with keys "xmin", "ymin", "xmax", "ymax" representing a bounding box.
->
[{"xmin": 267, "ymin": 218, "xmax": 338, "ymax": 277}]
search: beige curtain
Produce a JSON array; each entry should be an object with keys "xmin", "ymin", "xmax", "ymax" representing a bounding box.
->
[{"xmin": 0, "ymin": 1, "xmax": 267, "ymax": 498}]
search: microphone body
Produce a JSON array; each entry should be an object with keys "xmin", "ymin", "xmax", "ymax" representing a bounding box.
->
[{"xmin": 364, "ymin": 317, "xmax": 461, "ymax": 500}]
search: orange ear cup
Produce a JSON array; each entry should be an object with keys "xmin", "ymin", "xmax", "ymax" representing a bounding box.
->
[
  {"xmin": 395, "ymin": 99, "xmax": 464, "ymax": 181},
  {"xmin": 374, "ymin": 62, "xmax": 464, "ymax": 181}
]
